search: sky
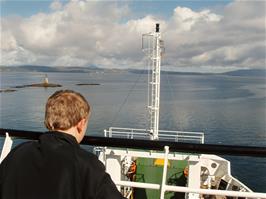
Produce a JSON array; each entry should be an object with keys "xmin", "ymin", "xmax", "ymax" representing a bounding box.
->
[{"xmin": 1, "ymin": 0, "xmax": 265, "ymax": 73}]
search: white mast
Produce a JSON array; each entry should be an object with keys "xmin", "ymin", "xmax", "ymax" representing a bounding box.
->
[{"xmin": 142, "ymin": 23, "xmax": 164, "ymax": 140}]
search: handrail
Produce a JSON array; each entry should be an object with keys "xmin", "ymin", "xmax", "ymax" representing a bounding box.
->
[
  {"xmin": 0, "ymin": 128, "xmax": 266, "ymax": 157},
  {"xmin": 115, "ymin": 180, "xmax": 266, "ymax": 198},
  {"xmin": 110, "ymin": 127, "xmax": 204, "ymax": 135},
  {"xmin": 160, "ymin": 146, "xmax": 169, "ymax": 199},
  {"xmin": 107, "ymin": 127, "xmax": 205, "ymax": 144}
]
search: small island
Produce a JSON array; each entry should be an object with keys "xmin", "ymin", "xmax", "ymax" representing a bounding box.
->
[
  {"xmin": 76, "ymin": 83, "xmax": 100, "ymax": 86},
  {"xmin": 13, "ymin": 83, "xmax": 62, "ymax": 88},
  {"xmin": 13, "ymin": 74, "xmax": 62, "ymax": 88},
  {"xmin": 0, "ymin": 89, "xmax": 17, "ymax": 93}
]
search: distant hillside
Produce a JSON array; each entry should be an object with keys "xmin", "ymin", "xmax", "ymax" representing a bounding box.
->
[
  {"xmin": 0, "ymin": 65, "xmax": 103, "ymax": 73},
  {"xmin": 128, "ymin": 69, "xmax": 211, "ymax": 75},
  {"xmin": 126, "ymin": 68, "xmax": 266, "ymax": 76},
  {"xmin": 1, "ymin": 65, "xmax": 265, "ymax": 77},
  {"xmin": 223, "ymin": 69, "xmax": 266, "ymax": 77}
]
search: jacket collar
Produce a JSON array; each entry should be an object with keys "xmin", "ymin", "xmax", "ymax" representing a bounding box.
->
[{"xmin": 45, "ymin": 131, "xmax": 79, "ymax": 146}]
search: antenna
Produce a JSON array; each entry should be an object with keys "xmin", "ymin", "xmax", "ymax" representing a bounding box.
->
[{"xmin": 142, "ymin": 24, "xmax": 164, "ymax": 140}]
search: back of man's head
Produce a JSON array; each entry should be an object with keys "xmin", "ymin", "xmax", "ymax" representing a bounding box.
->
[{"xmin": 44, "ymin": 90, "xmax": 90, "ymax": 131}]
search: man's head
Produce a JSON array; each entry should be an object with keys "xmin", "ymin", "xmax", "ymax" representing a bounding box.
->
[{"xmin": 44, "ymin": 90, "xmax": 90, "ymax": 143}]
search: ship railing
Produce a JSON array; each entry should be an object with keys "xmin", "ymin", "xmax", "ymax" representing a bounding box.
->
[
  {"xmin": 115, "ymin": 180, "xmax": 266, "ymax": 199},
  {"xmin": 104, "ymin": 127, "xmax": 204, "ymax": 144}
]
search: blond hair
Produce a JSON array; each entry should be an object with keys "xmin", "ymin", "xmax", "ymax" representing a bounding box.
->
[{"xmin": 44, "ymin": 90, "xmax": 90, "ymax": 131}]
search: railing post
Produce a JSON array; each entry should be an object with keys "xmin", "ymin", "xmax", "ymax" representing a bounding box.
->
[
  {"xmin": 131, "ymin": 129, "xmax": 133, "ymax": 139},
  {"xmin": 188, "ymin": 156, "xmax": 201, "ymax": 199},
  {"xmin": 160, "ymin": 145, "xmax": 169, "ymax": 199},
  {"xmin": 0, "ymin": 133, "xmax": 13, "ymax": 163}
]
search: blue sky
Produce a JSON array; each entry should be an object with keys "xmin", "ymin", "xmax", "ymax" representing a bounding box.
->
[
  {"xmin": 1, "ymin": 0, "xmax": 231, "ymax": 17},
  {"xmin": 1, "ymin": 1, "xmax": 53, "ymax": 17},
  {"xmin": 1, "ymin": 0, "xmax": 265, "ymax": 72}
]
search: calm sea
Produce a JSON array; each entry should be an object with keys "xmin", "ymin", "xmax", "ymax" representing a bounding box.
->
[{"xmin": 0, "ymin": 71, "xmax": 266, "ymax": 192}]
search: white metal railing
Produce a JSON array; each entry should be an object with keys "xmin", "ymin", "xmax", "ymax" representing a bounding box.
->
[
  {"xmin": 114, "ymin": 146, "xmax": 266, "ymax": 199},
  {"xmin": 160, "ymin": 146, "xmax": 169, "ymax": 199},
  {"xmin": 116, "ymin": 180, "xmax": 266, "ymax": 198},
  {"xmin": 104, "ymin": 127, "xmax": 204, "ymax": 144},
  {"xmin": 116, "ymin": 181, "xmax": 160, "ymax": 190}
]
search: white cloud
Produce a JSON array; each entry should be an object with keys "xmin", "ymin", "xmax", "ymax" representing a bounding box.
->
[
  {"xmin": 53, "ymin": 55, "xmax": 87, "ymax": 66},
  {"xmin": 1, "ymin": 31, "xmax": 17, "ymax": 51},
  {"xmin": 50, "ymin": 0, "xmax": 63, "ymax": 11},
  {"xmin": 1, "ymin": 0, "xmax": 265, "ymax": 72},
  {"xmin": 169, "ymin": 7, "xmax": 221, "ymax": 32}
]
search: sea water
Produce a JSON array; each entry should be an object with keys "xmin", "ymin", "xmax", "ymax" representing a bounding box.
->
[{"xmin": 0, "ymin": 71, "xmax": 265, "ymax": 192}]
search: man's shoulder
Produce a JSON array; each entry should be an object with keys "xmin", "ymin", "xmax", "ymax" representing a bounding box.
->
[
  {"xmin": 76, "ymin": 147, "xmax": 99, "ymax": 162},
  {"xmin": 76, "ymin": 147, "xmax": 105, "ymax": 170},
  {"xmin": 9, "ymin": 141, "xmax": 37, "ymax": 154},
  {"xmin": 0, "ymin": 141, "xmax": 37, "ymax": 165}
]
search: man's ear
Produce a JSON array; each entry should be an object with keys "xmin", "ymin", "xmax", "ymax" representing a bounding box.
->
[{"xmin": 77, "ymin": 118, "xmax": 86, "ymax": 134}]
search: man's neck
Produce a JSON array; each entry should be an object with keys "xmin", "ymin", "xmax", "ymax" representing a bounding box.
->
[{"xmin": 56, "ymin": 127, "xmax": 79, "ymax": 143}]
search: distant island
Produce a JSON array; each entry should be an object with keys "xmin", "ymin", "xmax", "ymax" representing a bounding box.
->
[
  {"xmin": 222, "ymin": 69, "xmax": 266, "ymax": 77},
  {"xmin": 0, "ymin": 74, "xmax": 62, "ymax": 93},
  {"xmin": 13, "ymin": 83, "xmax": 62, "ymax": 88},
  {"xmin": 0, "ymin": 72, "xmax": 102, "ymax": 93},
  {"xmin": 76, "ymin": 83, "xmax": 100, "ymax": 86},
  {"xmin": 0, "ymin": 89, "xmax": 17, "ymax": 93}
]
